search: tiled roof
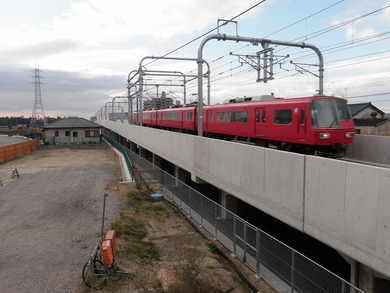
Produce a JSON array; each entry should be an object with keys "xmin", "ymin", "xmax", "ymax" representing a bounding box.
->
[
  {"xmin": 43, "ymin": 117, "xmax": 100, "ymax": 129},
  {"xmin": 348, "ymin": 102, "xmax": 385, "ymax": 117}
]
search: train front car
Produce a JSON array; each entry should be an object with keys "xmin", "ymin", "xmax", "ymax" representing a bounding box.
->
[{"xmin": 309, "ymin": 96, "xmax": 355, "ymax": 157}]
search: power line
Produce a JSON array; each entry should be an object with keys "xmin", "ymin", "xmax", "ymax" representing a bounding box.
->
[
  {"xmin": 143, "ymin": 1, "xmax": 267, "ymax": 67},
  {"xmin": 292, "ymin": 3, "xmax": 390, "ymax": 42},
  {"xmin": 327, "ymin": 55, "xmax": 390, "ymax": 70},
  {"xmin": 347, "ymin": 92, "xmax": 390, "ymax": 99},
  {"xmin": 263, "ymin": 0, "xmax": 345, "ymax": 38}
]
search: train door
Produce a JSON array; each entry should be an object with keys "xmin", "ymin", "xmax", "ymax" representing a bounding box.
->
[
  {"xmin": 255, "ymin": 108, "xmax": 266, "ymax": 137},
  {"xmin": 206, "ymin": 110, "xmax": 213, "ymax": 131},
  {"xmin": 297, "ymin": 108, "xmax": 307, "ymax": 141}
]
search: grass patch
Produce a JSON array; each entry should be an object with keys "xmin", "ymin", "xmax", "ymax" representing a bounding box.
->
[
  {"xmin": 126, "ymin": 190, "xmax": 170, "ymax": 217},
  {"xmin": 140, "ymin": 202, "xmax": 166, "ymax": 213},
  {"xmin": 111, "ymin": 211, "xmax": 146, "ymax": 239},
  {"xmin": 205, "ymin": 241, "xmax": 218, "ymax": 254},
  {"xmin": 123, "ymin": 241, "xmax": 160, "ymax": 261}
]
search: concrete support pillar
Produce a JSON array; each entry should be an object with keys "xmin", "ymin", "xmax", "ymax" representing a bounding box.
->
[
  {"xmin": 358, "ymin": 263, "xmax": 374, "ymax": 293},
  {"xmin": 174, "ymin": 165, "xmax": 186, "ymax": 183},
  {"xmin": 152, "ymin": 154, "xmax": 161, "ymax": 168},
  {"xmin": 220, "ymin": 190, "xmax": 237, "ymax": 219},
  {"xmin": 130, "ymin": 141, "xmax": 137, "ymax": 153},
  {"xmin": 138, "ymin": 145, "xmax": 146, "ymax": 158}
]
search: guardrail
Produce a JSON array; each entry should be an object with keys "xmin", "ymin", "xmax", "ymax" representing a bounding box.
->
[
  {"xmin": 102, "ymin": 136, "xmax": 134, "ymax": 181},
  {"xmin": 0, "ymin": 139, "xmax": 39, "ymax": 162}
]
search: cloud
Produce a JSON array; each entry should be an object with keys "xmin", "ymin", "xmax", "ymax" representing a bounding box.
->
[
  {"xmin": 0, "ymin": 67, "xmax": 124, "ymax": 118},
  {"xmin": 0, "ymin": 39, "xmax": 77, "ymax": 66},
  {"xmin": 49, "ymin": 0, "xmax": 260, "ymax": 43}
]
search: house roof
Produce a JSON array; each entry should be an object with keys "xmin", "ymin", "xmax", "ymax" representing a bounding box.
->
[
  {"xmin": 43, "ymin": 117, "xmax": 100, "ymax": 129},
  {"xmin": 348, "ymin": 102, "xmax": 385, "ymax": 117}
]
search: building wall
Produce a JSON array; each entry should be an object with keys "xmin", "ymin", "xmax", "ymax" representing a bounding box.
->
[
  {"xmin": 44, "ymin": 128, "xmax": 100, "ymax": 145},
  {"xmin": 354, "ymin": 107, "xmax": 384, "ymax": 119},
  {"xmin": 355, "ymin": 122, "xmax": 390, "ymax": 136},
  {"xmin": 376, "ymin": 121, "xmax": 390, "ymax": 135}
]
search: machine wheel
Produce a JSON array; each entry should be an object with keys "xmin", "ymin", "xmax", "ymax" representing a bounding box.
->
[{"xmin": 82, "ymin": 259, "xmax": 107, "ymax": 290}]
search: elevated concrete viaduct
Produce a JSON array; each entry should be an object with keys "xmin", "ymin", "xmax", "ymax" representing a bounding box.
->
[{"xmin": 99, "ymin": 120, "xmax": 390, "ymax": 292}]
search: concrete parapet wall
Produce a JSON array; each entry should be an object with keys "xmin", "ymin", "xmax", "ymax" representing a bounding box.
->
[
  {"xmin": 195, "ymin": 137, "xmax": 305, "ymax": 230},
  {"xmin": 347, "ymin": 134, "xmax": 390, "ymax": 165},
  {"xmin": 305, "ymin": 156, "xmax": 390, "ymax": 277},
  {"xmin": 104, "ymin": 122, "xmax": 196, "ymax": 176}
]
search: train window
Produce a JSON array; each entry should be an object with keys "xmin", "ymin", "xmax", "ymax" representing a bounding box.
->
[
  {"xmin": 216, "ymin": 111, "xmax": 248, "ymax": 123},
  {"xmin": 335, "ymin": 99, "xmax": 352, "ymax": 120},
  {"xmin": 164, "ymin": 113, "xmax": 181, "ymax": 120},
  {"xmin": 300, "ymin": 109, "xmax": 305, "ymax": 125},
  {"xmin": 187, "ymin": 112, "xmax": 193, "ymax": 121},
  {"xmin": 152, "ymin": 113, "xmax": 156, "ymax": 119},
  {"xmin": 274, "ymin": 109, "xmax": 292, "ymax": 125},
  {"xmin": 311, "ymin": 100, "xmax": 340, "ymax": 127},
  {"xmin": 207, "ymin": 111, "xmax": 213, "ymax": 122},
  {"xmin": 262, "ymin": 110, "xmax": 266, "ymax": 123}
]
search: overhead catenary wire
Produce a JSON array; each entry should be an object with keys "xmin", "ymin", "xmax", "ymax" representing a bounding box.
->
[
  {"xmin": 143, "ymin": 1, "xmax": 390, "ymax": 108},
  {"xmin": 143, "ymin": 0, "xmax": 267, "ymax": 68}
]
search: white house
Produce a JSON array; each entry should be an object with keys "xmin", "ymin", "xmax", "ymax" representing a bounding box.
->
[
  {"xmin": 43, "ymin": 117, "xmax": 101, "ymax": 145},
  {"xmin": 348, "ymin": 102, "xmax": 390, "ymax": 135}
]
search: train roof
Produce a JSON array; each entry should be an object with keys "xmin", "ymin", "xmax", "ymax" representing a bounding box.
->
[
  {"xmin": 141, "ymin": 95, "xmax": 346, "ymax": 112},
  {"xmin": 207, "ymin": 95, "xmax": 345, "ymax": 107}
]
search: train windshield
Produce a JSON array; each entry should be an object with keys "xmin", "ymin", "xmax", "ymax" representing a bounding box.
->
[
  {"xmin": 310, "ymin": 99, "xmax": 340, "ymax": 127},
  {"xmin": 335, "ymin": 99, "xmax": 352, "ymax": 120}
]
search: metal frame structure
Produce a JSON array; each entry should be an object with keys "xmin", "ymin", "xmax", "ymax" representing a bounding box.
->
[
  {"xmin": 196, "ymin": 34, "xmax": 324, "ymax": 136},
  {"xmin": 127, "ymin": 56, "xmax": 211, "ymax": 126}
]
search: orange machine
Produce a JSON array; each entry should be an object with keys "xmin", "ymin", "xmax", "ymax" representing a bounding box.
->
[
  {"xmin": 102, "ymin": 240, "xmax": 114, "ymax": 266},
  {"xmin": 105, "ymin": 230, "xmax": 116, "ymax": 259}
]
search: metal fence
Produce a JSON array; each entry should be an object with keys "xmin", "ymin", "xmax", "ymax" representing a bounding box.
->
[{"xmin": 120, "ymin": 141, "xmax": 364, "ymax": 293}]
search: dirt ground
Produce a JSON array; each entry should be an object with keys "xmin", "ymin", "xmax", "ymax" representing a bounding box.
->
[{"xmin": 0, "ymin": 146, "xmax": 275, "ymax": 293}]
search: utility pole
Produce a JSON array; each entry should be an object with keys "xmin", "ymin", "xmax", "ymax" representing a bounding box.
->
[{"xmin": 30, "ymin": 65, "xmax": 47, "ymax": 130}]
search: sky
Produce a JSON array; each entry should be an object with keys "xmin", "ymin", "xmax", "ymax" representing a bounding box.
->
[{"xmin": 1, "ymin": 0, "xmax": 390, "ymax": 120}]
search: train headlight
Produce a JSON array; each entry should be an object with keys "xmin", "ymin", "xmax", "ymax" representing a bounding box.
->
[
  {"xmin": 345, "ymin": 132, "xmax": 354, "ymax": 138},
  {"xmin": 319, "ymin": 133, "xmax": 331, "ymax": 139}
]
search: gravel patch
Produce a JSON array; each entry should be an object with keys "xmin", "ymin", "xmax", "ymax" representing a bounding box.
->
[{"xmin": 0, "ymin": 147, "xmax": 124, "ymax": 293}]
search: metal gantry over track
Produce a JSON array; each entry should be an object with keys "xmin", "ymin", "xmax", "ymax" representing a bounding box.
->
[
  {"xmin": 196, "ymin": 34, "xmax": 324, "ymax": 135},
  {"xmin": 100, "ymin": 31, "xmax": 325, "ymax": 136}
]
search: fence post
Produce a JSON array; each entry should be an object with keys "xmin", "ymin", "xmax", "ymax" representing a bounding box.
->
[
  {"xmin": 200, "ymin": 192, "xmax": 203, "ymax": 227},
  {"xmin": 233, "ymin": 216, "xmax": 237, "ymax": 255},
  {"xmin": 256, "ymin": 228, "xmax": 261, "ymax": 274},
  {"xmin": 214, "ymin": 203, "xmax": 217, "ymax": 238},
  {"xmin": 243, "ymin": 223, "xmax": 247, "ymax": 262},
  {"xmin": 290, "ymin": 250, "xmax": 296, "ymax": 293}
]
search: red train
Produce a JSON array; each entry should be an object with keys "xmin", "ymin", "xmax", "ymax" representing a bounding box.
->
[{"xmin": 132, "ymin": 95, "xmax": 355, "ymax": 156}]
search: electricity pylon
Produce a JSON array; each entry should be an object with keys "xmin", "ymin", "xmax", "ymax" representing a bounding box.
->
[{"xmin": 30, "ymin": 65, "xmax": 47, "ymax": 130}]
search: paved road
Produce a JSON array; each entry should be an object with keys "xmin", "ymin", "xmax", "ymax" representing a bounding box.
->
[
  {"xmin": 0, "ymin": 147, "xmax": 123, "ymax": 293},
  {"xmin": 0, "ymin": 136, "xmax": 28, "ymax": 147}
]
